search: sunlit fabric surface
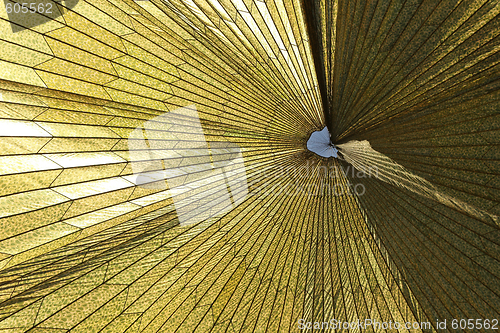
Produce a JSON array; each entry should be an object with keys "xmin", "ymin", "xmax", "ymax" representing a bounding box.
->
[{"xmin": 0, "ymin": 0, "xmax": 499, "ymax": 332}]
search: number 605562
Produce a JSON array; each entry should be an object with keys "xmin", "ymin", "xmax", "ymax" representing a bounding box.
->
[
  {"xmin": 451, "ymin": 319, "xmax": 499, "ymax": 330},
  {"xmin": 5, "ymin": 2, "xmax": 53, "ymax": 14}
]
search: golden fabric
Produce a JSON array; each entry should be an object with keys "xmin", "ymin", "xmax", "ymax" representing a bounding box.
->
[{"xmin": 0, "ymin": 0, "xmax": 499, "ymax": 331}]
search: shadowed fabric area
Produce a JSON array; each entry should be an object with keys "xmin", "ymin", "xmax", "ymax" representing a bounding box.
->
[{"xmin": 0, "ymin": 0, "xmax": 499, "ymax": 332}]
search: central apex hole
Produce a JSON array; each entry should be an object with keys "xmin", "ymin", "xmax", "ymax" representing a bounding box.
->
[{"xmin": 307, "ymin": 127, "xmax": 339, "ymax": 158}]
